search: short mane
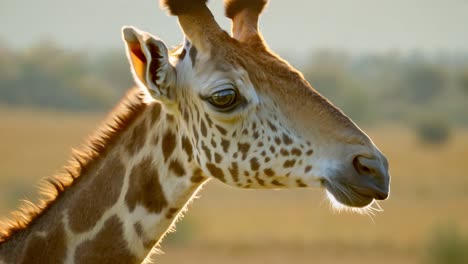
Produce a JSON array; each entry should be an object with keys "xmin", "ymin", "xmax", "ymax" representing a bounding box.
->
[
  {"xmin": 0, "ymin": 88, "xmax": 147, "ymax": 242},
  {"xmin": 225, "ymin": 0, "xmax": 268, "ymax": 19}
]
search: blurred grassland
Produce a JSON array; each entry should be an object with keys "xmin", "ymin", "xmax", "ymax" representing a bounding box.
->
[{"xmin": 0, "ymin": 108, "xmax": 467, "ymax": 263}]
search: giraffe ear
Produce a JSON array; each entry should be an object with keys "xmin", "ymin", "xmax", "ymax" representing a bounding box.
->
[{"xmin": 122, "ymin": 26, "xmax": 176, "ymax": 100}]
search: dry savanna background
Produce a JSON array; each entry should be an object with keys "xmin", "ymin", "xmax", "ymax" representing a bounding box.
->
[
  {"xmin": 1, "ymin": 110, "xmax": 467, "ymax": 263},
  {"xmin": 1, "ymin": 0, "xmax": 468, "ymax": 263}
]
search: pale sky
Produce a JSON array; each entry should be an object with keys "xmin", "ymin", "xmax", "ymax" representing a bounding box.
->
[{"xmin": 1, "ymin": 0, "xmax": 467, "ymax": 55}]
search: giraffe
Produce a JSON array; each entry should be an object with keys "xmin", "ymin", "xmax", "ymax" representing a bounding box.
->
[{"xmin": 0, "ymin": 0, "xmax": 390, "ymax": 263}]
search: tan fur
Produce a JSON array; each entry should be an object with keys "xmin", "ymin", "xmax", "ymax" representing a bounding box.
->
[
  {"xmin": 18, "ymin": 222, "xmax": 67, "ymax": 264},
  {"xmin": 125, "ymin": 157, "xmax": 168, "ymax": 214},
  {"xmin": 74, "ymin": 216, "xmax": 138, "ymax": 264},
  {"xmin": 68, "ymin": 155, "xmax": 126, "ymax": 233},
  {"xmin": 0, "ymin": 88, "xmax": 146, "ymax": 242}
]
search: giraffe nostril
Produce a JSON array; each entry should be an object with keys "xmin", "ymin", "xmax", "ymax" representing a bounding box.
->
[{"xmin": 352, "ymin": 156, "xmax": 374, "ymax": 176}]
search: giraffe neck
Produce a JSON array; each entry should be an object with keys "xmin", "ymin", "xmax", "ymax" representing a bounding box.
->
[{"xmin": 0, "ymin": 93, "xmax": 207, "ymax": 263}]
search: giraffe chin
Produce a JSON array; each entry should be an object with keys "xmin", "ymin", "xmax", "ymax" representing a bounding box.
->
[{"xmin": 322, "ymin": 181, "xmax": 374, "ymax": 208}]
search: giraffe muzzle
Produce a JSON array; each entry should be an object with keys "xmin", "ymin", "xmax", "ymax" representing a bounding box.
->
[{"xmin": 323, "ymin": 152, "xmax": 390, "ymax": 208}]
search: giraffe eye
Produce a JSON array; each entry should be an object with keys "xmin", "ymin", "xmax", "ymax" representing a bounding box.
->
[{"xmin": 208, "ymin": 89, "xmax": 239, "ymax": 110}]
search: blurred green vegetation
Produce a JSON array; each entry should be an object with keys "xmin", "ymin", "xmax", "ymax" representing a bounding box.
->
[
  {"xmin": 302, "ymin": 50, "xmax": 468, "ymax": 127},
  {"xmin": 415, "ymin": 117, "xmax": 452, "ymax": 144},
  {"xmin": 0, "ymin": 40, "xmax": 132, "ymax": 111},
  {"xmin": 424, "ymin": 223, "xmax": 468, "ymax": 264},
  {"xmin": 1, "ymin": 41, "xmax": 468, "ymax": 128}
]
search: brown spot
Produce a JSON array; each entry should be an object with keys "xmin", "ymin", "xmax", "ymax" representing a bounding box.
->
[
  {"xmin": 215, "ymin": 125, "xmax": 228, "ymax": 136},
  {"xmin": 125, "ymin": 158, "xmax": 167, "ymax": 213},
  {"xmin": 210, "ymin": 138, "xmax": 217, "ymax": 148},
  {"xmin": 221, "ymin": 139, "xmax": 230, "ymax": 152},
  {"xmin": 305, "ymin": 165, "xmax": 312, "ymax": 173},
  {"xmin": 291, "ymin": 148, "xmax": 302, "ymax": 156},
  {"xmin": 242, "ymin": 128, "xmax": 249, "ymax": 135},
  {"xmin": 261, "ymin": 150, "xmax": 266, "ymax": 156},
  {"xmin": 306, "ymin": 149, "xmax": 314, "ymax": 156},
  {"xmin": 250, "ymin": 158, "xmax": 260, "ymax": 171},
  {"xmin": 75, "ymin": 216, "xmax": 138, "ymax": 263},
  {"xmin": 181, "ymin": 136, "xmax": 193, "ymax": 161},
  {"xmin": 191, "ymin": 168, "xmax": 205, "ymax": 183},
  {"xmin": 255, "ymin": 174, "xmax": 265, "ymax": 186},
  {"xmin": 169, "ymin": 160, "xmax": 186, "ymax": 177},
  {"xmin": 162, "ymin": 130, "xmax": 176, "ymax": 162},
  {"xmin": 283, "ymin": 160, "xmax": 296, "ymax": 168},
  {"xmin": 257, "ymin": 141, "xmax": 263, "ymax": 147},
  {"xmin": 237, "ymin": 142, "xmax": 250, "ymax": 160},
  {"xmin": 296, "ymin": 179, "xmax": 308, "ymax": 187},
  {"xmin": 265, "ymin": 157, "xmax": 271, "ymax": 163},
  {"xmin": 166, "ymin": 207, "xmax": 179, "ymax": 219},
  {"xmin": 264, "ymin": 168, "xmax": 275, "ymax": 177},
  {"xmin": 267, "ymin": 121, "xmax": 277, "ymax": 132},
  {"xmin": 134, "ymin": 222, "xmax": 143, "ymax": 238},
  {"xmin": 206, "ymin": 163, "xmax": 225, "ymax": 182},
  {"xmin": 69, "ymin": 156, "xmax": 125, "ymax": 233},
  {"xmin": 282, "ymin": 133, "xmax": 293, "ymax": 145},
  {"xmin": 271, "ymin": 180, "xmax": 284, "ymax": 186},
  {"xmin": 228, "ymin": 162, "xmax": 239, "ymax": 182},
  {"xmin": 201, "ymin": 141, "xmax": 212, "ymax": 161},
  {"xmin": 253, "ymin": 131, "xmax": 259, "ymax": 138},
  {"xmin": 200, "ymin": 120, "xmax": 207, "ymax": 137},
  {"xmin": 252, "ymin": 122, "xmax": 257, "ymax": 130},
  {"xmin": 19, "ymin": 222, "xmax": 67, "ymax": 264},
  {"xmin": 270, "ymin": 146, "xmax": 276, "ymax": 153},
  {"xmin": 244, "ymin": 171, "xmax": 250, "ymax": 176},
  {"xmin": 214, "ymin": 153, "xmax": 222, "ymax": 163},
  {"xmin": 166, "ymin": 114, "xmax": 175, "ymax": 123},
  {"xmin": 274, "ymin": 137, "xmax": 281, "ymax": 145},
  {"xmin": 194, "ymin": 106, "xmax": 200, "ymax": 122},
  {"xmin": 280, "ymin": 148, "xmax": 290, "ymax": 156},
  {"xmin": 125, "ymin": 119, "xmax": 147, "ymax": 155},
  {"xmin": 204, "ymin": 113, "xmax": 213, "ymax": 127}
]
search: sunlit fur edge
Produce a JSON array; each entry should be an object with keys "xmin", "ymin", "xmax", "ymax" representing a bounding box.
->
[{"xmin": 325, "ymin": 190, "xmax": 383, "ymax": 219}]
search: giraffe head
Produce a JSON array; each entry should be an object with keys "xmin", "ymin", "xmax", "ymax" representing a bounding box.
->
[{"xmin": 122, "ymin": 0, "xmax": 390, "ymax": 209}]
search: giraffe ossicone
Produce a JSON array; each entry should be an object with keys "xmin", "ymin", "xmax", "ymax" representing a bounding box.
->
[{"xmin": 0, "ymin": 0, "xmax": 390, "ymax": 263}]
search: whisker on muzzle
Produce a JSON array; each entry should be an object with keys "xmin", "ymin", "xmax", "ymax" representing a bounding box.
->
[{"xmin": 325, "ymin": 181, "xmax": 384, "ymax": 219}]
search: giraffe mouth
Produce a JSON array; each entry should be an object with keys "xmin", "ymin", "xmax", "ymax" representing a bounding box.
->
[{"xmin": 321, "ymin": 180, "xmax": 375, "ymax": 208}]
